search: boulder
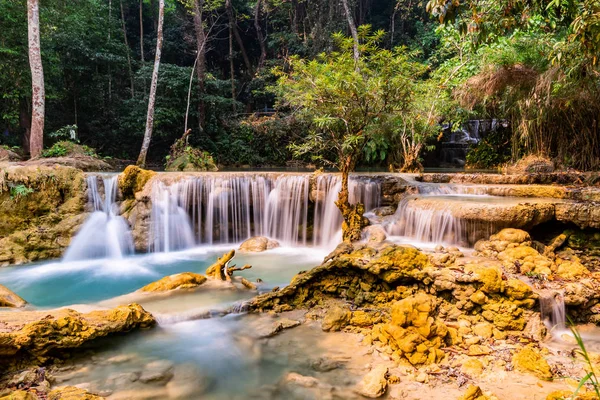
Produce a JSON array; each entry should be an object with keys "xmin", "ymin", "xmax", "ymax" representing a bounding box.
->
[
  {"xmin": 322, "ymin": 306, "xmax": 351, "ymax": 332},
  {"xmin": 139, "ymin": 360, "xmax": 175, "ymax": 384},
  {"xmin": 0, "ymin": 284, "xmax": 27, "ymax": 308},
  {"xmin": 138, "ymin": 272, "xmax": 207, "ymax": 292},
  {"xmin": 353, "ymin": 366, "xmax": 388, "ymax": 398},
  {"xmin": 511, "ymin": 345, "xmax": 552, "ymax": 380},
  {"xmin": 0, "ymin": 303, "xmax": 155, "ymax": 362},
  {"xmin": 118, "ymin": 165, "xmax": 156, "ymax": 199},
  {"xmin": 239, "ymin": 236, "xmax": 280, "ymax": 253},
  {"xmin": 362, "ymin": 225, "xmax": 387, "ymax": 243}
]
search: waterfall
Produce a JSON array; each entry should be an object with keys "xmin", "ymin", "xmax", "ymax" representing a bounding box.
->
[
  {"xmin": 540, "ymin": 291, "xmax": 567, "ymax": 333},
  {"xmin": 149, "ymin": 181, "xmax": 196, "ymax": 253},
  {"xmin": 148, "ymin": 173, "xmax": 381, "ymax": 251},
  {"xmin": 63, "ymin": 175, "xmax": 134, "ymax": 261}
]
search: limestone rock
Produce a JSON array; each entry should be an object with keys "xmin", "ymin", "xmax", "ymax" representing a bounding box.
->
[
  {"xmin": 0, "ymin": 284, "xmax": 27, "ymax": 308},
  {"xmin": 362, "ymin": 225, "xmax": 387, "ymax": 243},
  {"xmin": 512, "ymin": 345, "xmax": 552, "ymax": 380},
  {"xmin": 322, "ymin": 306, "xmax": 351, "ymax": 332},
  {"xmin": 504, "ymin": 279, "xmax": 533, "ymax": 300},
  {"xmin": 457, "ymin": 385, "xmax": 493, "ymax": 400},
  {"xmin": 497, "ymin": 245, "xmax": 553, "ymax": 275},
  {"xmin": 0, "ymin": 391, "xmax": 37, "ymax": 400},
  {"xmin": 353, "ymin": 366, "xmax": 388, "ymax": 398},
  {"xmin": 253, "ymin": 317, "xmax": 301, "ymax": 338},
  {"xmin": 239, "ymin": 236, "xmax": 280, "ymax": 253},
  {"xmin": 0, "ymin": 304, "xmax": 155, "ymax": 362},
  {"xmin": 48, "ymin": 386, "xmax": 104, "ymax": 400},
  {"xmin": 138, "ymin": 272, "xmax": 207, "ymax": 292},
  {"xmin": 460, "ymin": 358, "xmax": 484, "ymax": 377}
]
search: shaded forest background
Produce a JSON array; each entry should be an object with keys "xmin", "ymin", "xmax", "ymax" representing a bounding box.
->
[{"xmin": 1, "ymin": 0, "xmax": 600, "ymax": 170}]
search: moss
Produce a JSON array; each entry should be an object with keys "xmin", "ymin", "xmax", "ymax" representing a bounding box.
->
[
  {"xmin": 118, "ymin": 165, "xmax": 156, "ymax": 199},
  {"xmin": 512, "ymin": 345, "xmax": 552, "ymax": 380},
  {"xmin": 498, "ymin": 245, "xmax": 553, "ymax": 275},
  {"xmin": 366, "ymin": 246, "xmax": 430, "ymax": 283},
  {"xmin": 139, "ymin": 272, "xmax": 207, "ymax": 292},
  {"xmin": 0, "ymin": 391, "xmax": 37, "ymax": 400},
  {"xmin": 463, "ymin": 264, "xmax": 504, "ymax": 294}
]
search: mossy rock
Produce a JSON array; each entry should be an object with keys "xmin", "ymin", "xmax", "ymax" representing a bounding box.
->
[
  {"xmin": 165, "ymin": 148, "xmax": 218, "ymax": 172},
  {"xmin": 119, "ymin": 165, "xmax": 156, "ymax": 198}
]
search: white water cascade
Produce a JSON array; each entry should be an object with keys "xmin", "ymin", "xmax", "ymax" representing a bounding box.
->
[
  {"xmin": 540, "ymin": 291, "xmax": 567, "ymax": 334},
  {"xmin": 148, "ymin": 174, "xmax": 381, "ymax": 250},
  {"xmin": 63, "ymin": 175, "xmax": 135, "ymax": 261}
]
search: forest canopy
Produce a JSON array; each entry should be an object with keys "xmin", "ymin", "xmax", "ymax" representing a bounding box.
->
[{"xmin": 1, "ymin": 0, "xmax": 599, "ymax": 170}]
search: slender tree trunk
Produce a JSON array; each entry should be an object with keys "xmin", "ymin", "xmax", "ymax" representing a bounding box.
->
[
  {"xmin": 27, "ymin": 0, "xmax": 44, "ymax": 159},
  {"xmin": 254, "ymin": 0, "xmax": 267, "ymax": 72},
  {"xmin": 341, "ymin": 0, "xmax": 360, "ymax": 66},
  {"xmin": 19, "ymin": 100, "xmax": 31, "ymax": 154},
  {"xmin": 137, "ymin": 0, "xmax": 164, "ymax": 167},
  {"xmin": 227, "ymin": 0, "xmax": 236, "ymax": 112},
  {"xmin": 192, "ymin": 0, "xmax": 207, "ymax": 130},
  {"xmin": 139, "ymin": 0, "xmax": 144, "ymax": 62},
  {"xmin": 225, "ymin": 0, "xmax": 252, "ymax": 76},
  {"xmin": 291, "ymin": 0, "xmax": 299, "ymax": 35},
  {"xmin": 108, "ymin": 0, "xmax": 112, "ymax": 103},
  {"xmin": 151, "ymin": 0, "xmax": 158, "ymax": 31},
  {"xmin": 120, "ymin": 0, "xmax": 135, "ymax": 98},
  {"xmin": 335, "ymin": 155, "xmax": 367, "ymax": 242}
]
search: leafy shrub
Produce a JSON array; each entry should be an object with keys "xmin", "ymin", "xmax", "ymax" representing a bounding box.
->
[
  {"xmin": 42, "ymin": 141, "xmax": 98, "ymax": 158},
  {"xmin": 466, "ymin": 129, "xmax": 512, "ymax": 169},
  {"xmin": 9, "ymin": 184, "xmax": 34, "ymax": 199},
  {"xmin": 165, "ymin": 131, "xmax": 218, "ymax": 172}
]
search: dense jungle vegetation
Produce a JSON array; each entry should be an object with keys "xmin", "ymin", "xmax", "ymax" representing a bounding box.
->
[{"xmin": 1, "ymin": 0, "xmax": 599, "ymax": 170}]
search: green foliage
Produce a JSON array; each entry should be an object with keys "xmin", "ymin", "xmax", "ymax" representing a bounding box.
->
[
  {"xmin": 42, "ymin": 141, "xmax": 97, "ymax": 158},
  {"xmin": 571, "ymin": 322, "xmax": 600, "ymax": 398},
  {"xmin": 275, "ymin": 27, "xmax": 427, "ymax": 172},
  {"xmin": 9, "ymin": 184, "xmax": 34, "ymax": 200},
  {"xmin": 466, "ymin": 129, "xmax": 512, "ymax": 169}
]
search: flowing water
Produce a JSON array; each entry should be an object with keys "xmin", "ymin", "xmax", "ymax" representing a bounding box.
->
[
  {"xmin": 63, "ymin": 175, "xmax": 134, "ymax": 261},
  {"xmin": 149, "ymin": 174, "xmax": 380, "ymax": 251}
]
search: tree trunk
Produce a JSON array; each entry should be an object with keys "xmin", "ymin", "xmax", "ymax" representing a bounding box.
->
[
  {"xmin": 139, "ymin": 0, "xmax": 144, "ymax": 62},
  {"xmin": 227, "ymin": 0, "xmax": 236, "ymax": 112},
  {"xmin": 120, "ymin": 0, "xmax": 135, "ymax": 98},
  {"xmin": 335, "ymin": 156, "xmax": 367, "ymax": 242},
  {"xmin": 19, "ymin": 100, "xmax": 31, "ymax": 154},
  {"xmin": 225, "ymin": 0, "xmax": 252, "ymax": 76},
  {"xmin": 341, "ymin": 0, "xmax": 360, "ymax": 66},
  {"xmin": 137, "ymin": 0, "xmax": 164, "ymax": 167},
  {"xmin": 254, "ymin": 0, "xmax": 267, "ymax": 72},
  {"xmin": 192, "ymin": 0, "xmax": 207, "ymax": 130},
  {"xmin": 27, "ymin": 0, "xmax": 44, "ymax": 159},
  {"xmin": 108, "ymin": 0, "xmax": 112, "ymax": 103}
]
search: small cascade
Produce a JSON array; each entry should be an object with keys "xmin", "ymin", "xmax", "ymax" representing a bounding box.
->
[
  {"xmin": 312, "ymin": 175, "xmax": 381, "ymax": 248},
  {"xmin": 149, "ymin": 181, "xmax": 196, "ymax": 253},
  {"xmin": 148, "ymin": 173, "xmax": 381, "ymax": 250},
  {"xmin": 540, "ymin": 291, "xmax": 567, "ymax": 333},
  {"xmin": 63, "ymin": 175, "xmax": 134, "ymax": 261}
]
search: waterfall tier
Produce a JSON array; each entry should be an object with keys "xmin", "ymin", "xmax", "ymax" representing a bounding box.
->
[
  {"xmin": 63, "ymin": 175, "xmax": 134, "ymax": 261},
  {"xmin": 149, "ymin": 174, "xmax": 381, "ymax": 250}
]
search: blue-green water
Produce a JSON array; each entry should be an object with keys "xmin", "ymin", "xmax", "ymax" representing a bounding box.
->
[{"xmin": 0, "ymin": 245, "xmax": 326, "ymax": 309}]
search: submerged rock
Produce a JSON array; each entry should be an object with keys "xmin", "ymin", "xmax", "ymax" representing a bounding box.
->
[
  {"xmin": 0, "ymin": 284, "xmax": 27, "ymax": 308},
  {"xmin": 239, "ymin": 236, "xmax": 280, "ymax": 253},
  {"xmin": 0, "ymin": 303, "xmax": 155, "ymax": 364},
  {"xmin": 138, "ymin": 272, "xmax": 207, "ymax": 293}
]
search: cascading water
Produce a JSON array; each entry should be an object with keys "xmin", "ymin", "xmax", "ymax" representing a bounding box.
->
[
  {"xmin": 312, "ymin": 174, "xmax": 381, "ymax": 248},
  {"xmin": 540, "ymin": 291, "xmax": 567, "ymax": 333},
  {"xmin": 148, "ymin": 173, "xmax": 381, "ymax": 250},
  {"xmin": 63, "ymin": 175, "xmax": 134, "ymax": 261}
]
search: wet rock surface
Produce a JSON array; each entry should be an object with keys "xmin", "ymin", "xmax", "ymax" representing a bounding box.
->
[
  {"xmin": 239, "ymin": 236, "xmax": 280, "ymax": 252},
  {"xmin": 0, "ymin": 284, "xmax": 27, "ymax": 308},
  {"xmin": 0, "ymin": 304, "xmax": 155, "ymax": 366}
]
